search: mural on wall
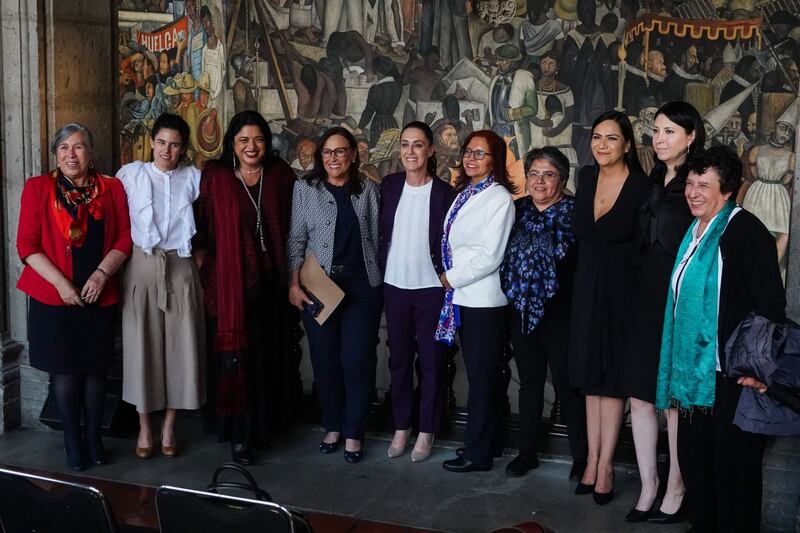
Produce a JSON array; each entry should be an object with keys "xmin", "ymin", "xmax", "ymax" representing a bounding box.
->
[{"xmin": 118, "ymin": 0, "xmax": 799, "ymax": 272}]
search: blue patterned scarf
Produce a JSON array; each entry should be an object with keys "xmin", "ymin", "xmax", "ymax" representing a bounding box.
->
[
  {"xmin": 500, "ymin": 195, "xmax": 576, "ymax": 334},
  {"xmin": 655, "ymin": 201, "xmax": 736, "ymax": 410},
  {"xmin": 435, "ymin": 176, "xmax": 495, "ymax": 344}
]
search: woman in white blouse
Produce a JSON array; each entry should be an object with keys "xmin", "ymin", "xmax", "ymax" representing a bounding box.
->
[
  {"xmin": 379, "ymin": 122, "xmax": 455, "ymax": 462},
  {"xmin": 117, "ymin": 113, "xmax": 205, "ymax": 459},
  {"xmin": 437, "ymin": 130, "xmax": 516, "ymax": 473}
]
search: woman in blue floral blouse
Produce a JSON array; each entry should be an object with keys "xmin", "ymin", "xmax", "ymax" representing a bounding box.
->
[{"xmin": 500, "ymin": 147, "xmax": 587, "ymax": 480}]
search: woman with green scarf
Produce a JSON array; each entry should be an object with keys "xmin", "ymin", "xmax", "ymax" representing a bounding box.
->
[{"xmin": 656, "ymin": 146, "xmax": 785, "ymax": 533}]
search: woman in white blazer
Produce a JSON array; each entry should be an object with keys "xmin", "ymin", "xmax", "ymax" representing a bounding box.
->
[{"xmin": 436, "ymin": 130, "xmax": 516, "ymax": 472}]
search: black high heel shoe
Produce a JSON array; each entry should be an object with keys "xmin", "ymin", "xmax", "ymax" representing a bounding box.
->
[
  {"xmin": 625, "ymin": 500, "xmax": 658, "ymax": 522},
  {"xmin": 593, "ymin": 470, "xmax": 615, "ymax": 505},
  {"xmin": 575, "ymin": 481, "xmax": 595, "ymax": 495},
  {"xmin": 648, "ymin": 500, "xmax": 689, "ymax": 524}
]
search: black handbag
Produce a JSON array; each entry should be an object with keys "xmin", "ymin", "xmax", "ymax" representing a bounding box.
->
[
  {"xmin": 156, "ymin": 463, "xmax": 313, "ymax": 533},
  {"xmin": 206, "ymin": 463, "xmax": 273, "ymax": 500}
]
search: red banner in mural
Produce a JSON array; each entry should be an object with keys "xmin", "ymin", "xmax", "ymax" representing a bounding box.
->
[
  {"xmin": 135, "ymin": 17, "xmax": 188, "ymax": 52},
  {"xmin": 625, "ymin": 14, "xmax": 763, "ymax": 47}
]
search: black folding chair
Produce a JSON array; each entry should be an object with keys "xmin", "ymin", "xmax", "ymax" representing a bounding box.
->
[
  {"xmin": 155, "ymin": 485, "xmax": 302, "ymax": 533},
  {"xmin": 0, "ymin": 467, "xmax": 117, "ymax": 533}
]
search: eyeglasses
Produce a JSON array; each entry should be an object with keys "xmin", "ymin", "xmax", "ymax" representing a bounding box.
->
[
  {"xmin": 526, "ymin": 170, "xmax": 560, "ymax": 182},
  {"xmin": 463, "ymin": 148, "xmax": 493, "ymax": 160},
  {"xmin": 321, "ymin": 148, "xmax": 349, "ymax": 158}
]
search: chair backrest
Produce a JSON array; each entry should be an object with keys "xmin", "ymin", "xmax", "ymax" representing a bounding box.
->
[
  {"xmin": 0, "ymin": 467, "xmax": 116, "ymax": 533},
  {"xmin": 156, "ymin": 485, "xmax": 298, "ymax": 533}
]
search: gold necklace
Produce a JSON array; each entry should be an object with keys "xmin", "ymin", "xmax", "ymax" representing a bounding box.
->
[{"xmin": 239, "ymin": 166, "xmax": 263, "ymax": 174}]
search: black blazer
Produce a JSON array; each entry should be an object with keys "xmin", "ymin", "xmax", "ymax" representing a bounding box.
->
[
  {"xmin": 378, "ymin": 172, "xmax": 456, "ymax": 277},
  {"xmin": 718, "ymin": 209, "xmax": 786, "ymax": 368}
]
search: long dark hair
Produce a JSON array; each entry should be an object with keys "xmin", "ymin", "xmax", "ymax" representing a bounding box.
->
[
  {"xmin": 218, "ymin": 110, "xmax": 274, "ymax": 169},
  {"xmin": 304, "ymin": 127, "xmax": 363, "ymax": 195},
  {"xmin": 401, "ymin": 121, "xmax": 438, "ymax": 179},
  {"xmin": 651, "ymin": 100, "xmax": 705, "ymax": 184},
  {"xmin": 454, "ymin": 130, "xmax": 518, "ymax": 194},
  {"xmin": 591, "ymin": 110, "xmax": 644, "ymax": 175}
]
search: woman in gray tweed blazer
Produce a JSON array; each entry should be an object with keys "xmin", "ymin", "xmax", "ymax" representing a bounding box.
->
[{"xmin": 286, "ymin": 127, "xmax": 382, "ymax": 463}]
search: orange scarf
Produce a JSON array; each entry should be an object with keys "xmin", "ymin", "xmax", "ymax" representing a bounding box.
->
[{"xmin": 49, "ymin": 169, "xmax": 105, "ymax": 247}]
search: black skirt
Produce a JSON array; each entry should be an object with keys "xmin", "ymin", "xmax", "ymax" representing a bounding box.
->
[
  {"xmin": 621, "ymin": 245, "xmax": 674, "ymax": 403},
  {"xmin": 27, "ymin": 210, "xmax": 115, "ymax": 375},
  {"xmin": 28, "ymin": 299, "xmax": 116, "ymax": 375}
]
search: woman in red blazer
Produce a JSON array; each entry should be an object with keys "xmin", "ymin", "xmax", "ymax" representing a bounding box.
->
[{"xmin": 16, "ymin": 123, "xmax": 132, "ymax": 471}]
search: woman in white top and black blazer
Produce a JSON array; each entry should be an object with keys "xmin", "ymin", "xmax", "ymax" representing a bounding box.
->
[
  {"xmin": 379, "ymin": 122, "xmax": 456, "ymax": 462},
  {"xmin": 437, "ymin": 130, "xmax": 516, "ymax": 473}
]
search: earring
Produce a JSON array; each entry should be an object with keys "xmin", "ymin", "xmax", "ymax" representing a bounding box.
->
[
  {"xmin": 686, "ymin": 142, "xmax": 691, "ymax": 155},
  {"xmin": 233, "ymin": 153, "xmax": 238, "ymax": 169},
  {"xmin": 89, "ymin": 162, "xmax": 94, "ymax": 170}
]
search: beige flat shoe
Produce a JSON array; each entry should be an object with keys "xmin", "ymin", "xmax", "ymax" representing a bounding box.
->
[{"xmin": 411, "ymin": 432, "xmax": 435, "ymax": 463}]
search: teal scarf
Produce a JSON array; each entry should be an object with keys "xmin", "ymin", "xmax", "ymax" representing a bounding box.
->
[{"xmin": 655, "ymin": 201, "xmax": 736, "ymax": 410}]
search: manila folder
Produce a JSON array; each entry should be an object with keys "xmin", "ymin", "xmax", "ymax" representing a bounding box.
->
[{"xmin": 299, "ymin": 254, "xmax": 345, "ymax": 325}]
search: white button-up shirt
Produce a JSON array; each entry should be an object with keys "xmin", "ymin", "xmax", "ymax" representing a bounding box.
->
[{"xmin": 117, "ymin": 161, "xmax": 201, "ymax": 257}]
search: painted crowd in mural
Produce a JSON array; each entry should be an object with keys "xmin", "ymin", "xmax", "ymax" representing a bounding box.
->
[{"xmin": 118, "ymin": 0, "xmax": 798, "ymax": 268}]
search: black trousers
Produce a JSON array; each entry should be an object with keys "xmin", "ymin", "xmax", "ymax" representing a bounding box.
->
[
  {"xmin": 678, "ymin": 373, "xmax": 766, "ymax": 533},
  {"xmin": 384, "ymin": 284, "xmax": 447, "ymax": 433},
  {"xmin": 459, "ymin": 305, "xmax": 506, "ymax": 464},
  {"xmin": 303, "ymin": 268, "xmax": 383, "ymax": 441},
  {"xmin": 509, "ymin": 309, "xmax": 587, "ymax": 460}
]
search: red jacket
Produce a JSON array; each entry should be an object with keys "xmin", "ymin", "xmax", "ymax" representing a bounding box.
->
[{"xmin": 16, "ymin": 173, "xmax": 133, "ymax": 306}]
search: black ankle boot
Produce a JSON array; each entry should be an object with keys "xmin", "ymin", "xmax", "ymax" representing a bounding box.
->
[
  {"xmin": 87, "ymin": 440, "xmax": 107, "ymax": 466},
  {"xmin": 231, "ymin": 443, "xmax": 254, "ymax": 466}
]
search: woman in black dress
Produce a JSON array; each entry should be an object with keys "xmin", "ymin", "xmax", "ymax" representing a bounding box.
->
[
  {"xmin": 16, "ymin": 123, "xmax": 132, "ymax": 471},
  {"xmin": 623, "ymin": 101, "xmax": 704, "ymax": 523},
  {"xmin": 569, "ymin": 111, "xmax": 650, "ymax": 504}
]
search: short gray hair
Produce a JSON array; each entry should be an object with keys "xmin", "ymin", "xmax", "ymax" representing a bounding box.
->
[
  {"xmin": 524, "ymin": 146, "xmax": 570, "ymax": 184},
  {"xmin": 50, "ymin": 123, "xmax": 95, "ymax": 156}
]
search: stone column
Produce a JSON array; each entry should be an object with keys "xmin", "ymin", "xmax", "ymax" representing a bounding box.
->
[
  {"xmin": 43, "ymin": 0, "xmax": 116, "ymax": 174},
  {"xmin": 1, "ymin": 0, "xmax": 44, "ymax": 432}
]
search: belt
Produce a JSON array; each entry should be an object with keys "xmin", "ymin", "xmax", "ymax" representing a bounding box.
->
[
  {"xmin": 154, "ymin": 249, "xmax": 172, "ymax": 313},
  {"xmin": 329, "ymin": 263, "xmax": 362, "ymax": 275}
]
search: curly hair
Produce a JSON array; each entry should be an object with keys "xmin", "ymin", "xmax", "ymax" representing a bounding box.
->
[
  {"xmin": 686, "ymin": 145, "xmax": 743, "ymax": 197},
  {"xmin": 151, "ymin": 112, "xmax": 190, "ymax": 149}
]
